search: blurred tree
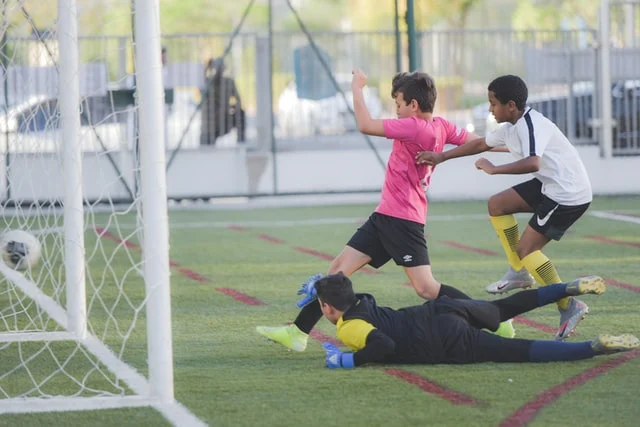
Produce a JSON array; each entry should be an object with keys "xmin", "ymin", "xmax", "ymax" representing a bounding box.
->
[
  {"xmin": 512, "ymin": 0, "xmax": 600, "ymax": 31},
  {"xmin": 278, "ymin": 0, "xmax": 346, "ymax": 31},
  {"xmin": 344, "ymin": 0, "xmax": 483, "ymax": 31},
  {"xmin": 415, "ymin": 0, "xmax": 482, "ymax": 30}
]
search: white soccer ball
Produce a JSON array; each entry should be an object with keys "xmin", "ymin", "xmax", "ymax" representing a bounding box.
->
[{"xmin": 0, "ymin": 229, "xmax": 41, "ymax": 271}]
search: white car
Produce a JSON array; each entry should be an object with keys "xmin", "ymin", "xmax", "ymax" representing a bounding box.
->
[
  {"xmin": 277, "ymin": 74, "xmax": 384, "ymax": 138},
  {"xmin": 0, "ymin": 89, "xmax": 208, "ymax": 153},
  {"xmin": 0, "ymin": 95, "xmax": 127, "ymax": 153}
]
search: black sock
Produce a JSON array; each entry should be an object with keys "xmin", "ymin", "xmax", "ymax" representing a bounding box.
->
[
  {"xmin": 293, "ymin": 301, "xmax": 323, "ymax": 334},
  {"xmin": 491, "ymin": 289, "xmax": 539, "ymax": 321},
  {"xmin": 438, "ymin": 284, "xmax": 471, "ymax": 300}
]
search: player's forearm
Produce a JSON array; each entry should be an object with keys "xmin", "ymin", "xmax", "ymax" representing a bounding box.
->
[
  {"xmin": 353, "ymin": 330, "xmax": 395, "ymax": 366},
  {"xmin": 443, "ymin": 138, "xmax": 490, "ymax": 161},
  {"xmin": 492, "ymin": 156, "xmax": 540, "ymax": 175},
  {"xmin": 353, "ymin": 87, "xmax": 373, "ymax": 133}
]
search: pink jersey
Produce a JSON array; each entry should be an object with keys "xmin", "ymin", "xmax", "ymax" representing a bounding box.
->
[{"xmin": 378, "ymin": 116, "xmax": 468, "ymax": 224}]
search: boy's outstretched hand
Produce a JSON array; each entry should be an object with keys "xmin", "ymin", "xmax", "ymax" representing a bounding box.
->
[
  {"xmin": 352, "ymin": 69, "xmax": 368, "ymax": 90},
  {"xmin": 323, "ymin": 342, "xmax": 355, "ymax": 369},
  {"xmin": 416, "ymin": 151, "xmax": 445, "ymax": 166},
  {"xmin": 475, "ymin": 157, "xmax": 496, "ymax": 174}
]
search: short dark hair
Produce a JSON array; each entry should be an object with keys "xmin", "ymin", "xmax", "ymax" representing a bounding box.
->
[
  {"xmin": 314, "ymin": 273, "xmax": 356, "ymax": 311},
  {"xmin": 391, "ymin": 71, "xmax": 437, "ymax": 113},
  {"xmin": 488, "ymin": 75, "xmax": 528, "ymax": 110}
]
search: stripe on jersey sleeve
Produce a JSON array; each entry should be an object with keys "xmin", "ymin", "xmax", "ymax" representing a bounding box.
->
[{"xmin": 523, "ymin": 109, "xmax": 536, "ymax": 156}]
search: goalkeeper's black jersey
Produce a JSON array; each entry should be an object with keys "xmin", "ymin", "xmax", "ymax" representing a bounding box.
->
[{"xmin": 336, "ymin": 293, "xmax": 444, "ymax": 365}]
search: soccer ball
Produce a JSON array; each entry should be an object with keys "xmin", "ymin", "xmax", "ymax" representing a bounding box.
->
[{"xmin": 0, "ymin": 229, "xmax": 41, "ymax": 271}]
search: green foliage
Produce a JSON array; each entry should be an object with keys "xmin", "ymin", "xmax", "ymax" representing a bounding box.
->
[{"xmin": 512, "ymin": 0, "xmax": 601, "ymax": 30}]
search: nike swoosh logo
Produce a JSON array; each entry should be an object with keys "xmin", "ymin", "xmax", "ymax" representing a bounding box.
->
[
  {"xmin": 497, "ymin": 282, "xmax": 510, "ymax": 290},
  {"xmin": 536, "ymin": 204, "xmax": 560, "ymax": 227}
]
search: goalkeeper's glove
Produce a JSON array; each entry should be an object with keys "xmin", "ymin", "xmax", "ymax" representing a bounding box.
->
[
  {"xmin": 323, "ymin": 342, "xmax": 355, "ymax": 369},
  {"xmin": 296, "ymin": 273, "xmax": 323, "ymax": 308}
]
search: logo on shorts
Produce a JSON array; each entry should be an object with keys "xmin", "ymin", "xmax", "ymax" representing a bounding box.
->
[
  {"xmin": 536, "ymin": 204, "xmax": 560, "ymax": 227},
  {"xmin": 403, "ymin": 254, "xmax": 413, "ymax": 263}
]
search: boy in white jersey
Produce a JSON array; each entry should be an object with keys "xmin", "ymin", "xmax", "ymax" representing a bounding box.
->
[
  {"xmin": 257, "ymin": 70, "xmax": 515, "ymax": 352},
  {"xmin": 416, "ymin": 75, "xmax": 593, "ymax": 340}
]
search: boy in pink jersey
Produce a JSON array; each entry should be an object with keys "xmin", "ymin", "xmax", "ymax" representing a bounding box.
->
[{"xmin": 257, "ymin": 70, "xmax": 514, "ymax": 352}]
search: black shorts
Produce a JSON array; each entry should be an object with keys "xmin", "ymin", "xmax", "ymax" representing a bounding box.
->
[
  {"xmin": 346, "ymin": 212, "xmax": 429, "ymax": 269},
  {"xmin": 513, "ymin": 178, "xmax": 590, "ymax": 241}
]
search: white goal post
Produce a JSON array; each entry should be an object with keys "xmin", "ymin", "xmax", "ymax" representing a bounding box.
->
[{"xmin": 0, "ymin": 0, "xmax": 203, "ymax": 425}]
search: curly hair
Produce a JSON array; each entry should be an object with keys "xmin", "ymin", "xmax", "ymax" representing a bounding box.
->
[{"xmin": 488, "ymin": 75, "xmax": 529, "ymax": 110}]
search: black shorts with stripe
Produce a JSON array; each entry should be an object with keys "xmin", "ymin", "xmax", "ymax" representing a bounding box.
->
[
  {"xmin": 346, "ymin": 212, "xmax": 430, "ymax": 269},
  {"xmin": 513, "ymin": 178, "xmax": 590, "ymax": 241}
]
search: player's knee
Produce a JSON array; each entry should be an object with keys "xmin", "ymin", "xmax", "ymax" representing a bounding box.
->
[
  {"xmin": 412, "ymin": 280, "xmax": 440, "ymax": 300},
  {"xmin": 487, "ymin": 195, "xmax": 503, "ymax": 216},
  {"xmin": 328, "ymin": 260, "xmax": 358, "ymax": 276},
  {"xmin": 516, "ymin": 241, "xmax": 540, "ymax": 259},
  {"xmin": 516, "ymin": 246, "xmax": 531, "ymax": 260}
]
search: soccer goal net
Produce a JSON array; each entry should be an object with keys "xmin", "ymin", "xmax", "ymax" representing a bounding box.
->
[{"xmin": 0, "ymin": 1, "xmax": 200, "ymax": 424}]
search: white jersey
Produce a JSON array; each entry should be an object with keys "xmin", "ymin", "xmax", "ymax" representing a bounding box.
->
[{"xmin": 485, "ymin": 107, "xmax": 592, "ymax": 205}]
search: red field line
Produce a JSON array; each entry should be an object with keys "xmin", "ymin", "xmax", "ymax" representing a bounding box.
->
[
  {"xmin": 385, "ymin": 369, "xmax": 486, "ymax": 406},
  {"xmin": 293, "ymin": 247, "xmax": 380, "ymax": 275},
  {"xmin": 293, "ymin": 246, "xmax": 334, "ymax": 261},
  {"xmin": 225, "ymin": 226, "xmax": 381, "ymax": 275},
  {"xmin": 587, "ymin": 235, "xmax": 640, "ymax": 249},
  {"xmin": 605, "ymin": 278, "xmax": 640, "ymax": 293},
  {"xmin": 216, "ymin": 288, "xmax": 264, "ymax": 306},
  {"xmin": 257, "ymin": 234, "xmax": 285, "ymax": 244},
  {"xmin": 440, "ymin": 241, "xmax": 499, "ymax": 256},
  {"xmin": 95, "ymin": 227, "xmax": 140, "ymax": 250},
  {"xmin": 95, "ymin": 227, "xmax": 210, "ymax": 283},
  {"xmin": 499, "ymin": 349, "xmax": 640, "ymax": 427},
  {"xmin": 227, "ymin": 225, "xmax": 249, "ymax": 232},
  {"xmin": 307, "ymin": 328, "xmax": 342, "ymax": 347},
  {"xmin": 175, "ymin": 267, "xmax": 209, "ymax": 283}
]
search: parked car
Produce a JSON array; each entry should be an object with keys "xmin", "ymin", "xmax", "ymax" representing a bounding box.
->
[
  {"xmin": 0, "ymin": 88, "xmax": 209, "ymax": 153},
  {"xmin": 277, "ymin": 74, "xmax": 384, "ymax": 138},
  {"xmin": 0, "ymin": 95, "xmax": 127, "ymax": 153}
]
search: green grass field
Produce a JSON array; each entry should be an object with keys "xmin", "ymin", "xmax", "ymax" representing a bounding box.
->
[{"xmin": 1, "ymin": 195, "xmax": 640, "ymax": 427}]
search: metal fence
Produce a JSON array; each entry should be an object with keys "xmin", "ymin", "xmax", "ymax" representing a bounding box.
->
[{"xmin": 1, "ymin": 16, "xmax": 639, "ymax": 201}]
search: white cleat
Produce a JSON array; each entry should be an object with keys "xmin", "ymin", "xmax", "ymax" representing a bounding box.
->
[{"xmin": 486, "ymin": 267, "xmax": 535, "ymax": 294}]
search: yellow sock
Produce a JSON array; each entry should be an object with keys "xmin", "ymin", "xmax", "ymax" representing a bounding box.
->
[
  {"xmin": 490, "ymin": 215, "xmax": 523, "ymax": 271},
  {"xmin": 521, "ymin": 250, "xmax": 569, "ymax": 309}
]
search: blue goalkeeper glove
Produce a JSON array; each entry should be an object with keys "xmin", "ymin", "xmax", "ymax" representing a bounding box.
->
[
  {"xmin": 323, "ymin": 342, "xmax": 355, "ymax": 369},
  {"xmin": 296, "ymin": 273, "xmax": 323, "ymax": 308}
]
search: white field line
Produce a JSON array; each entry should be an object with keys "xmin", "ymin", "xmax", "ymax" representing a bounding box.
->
[
  {"xmin": 588, "ymin": 210, "xmax": 640, "ymax": 225},
  {"xmin": 29, "ymin": 209, "xmax": 640, "ymax": 236},
  {"xmin": 103, "ymin": 213, "xmax": 496, "ymax": 231},
  {"xmin": 28, "ymin": 214, "xmax": 492, "ymax": 234}
]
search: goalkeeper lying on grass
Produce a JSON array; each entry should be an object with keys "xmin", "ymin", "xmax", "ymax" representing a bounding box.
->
[{"xmin": 285, "ymin": 273, "xmax": 638, "ymax": 368}]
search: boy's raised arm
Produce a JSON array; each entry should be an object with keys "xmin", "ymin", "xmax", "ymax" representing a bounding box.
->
[{"xmin": 352, "ymin": 69, "xmax": 386, "ymax": 137}]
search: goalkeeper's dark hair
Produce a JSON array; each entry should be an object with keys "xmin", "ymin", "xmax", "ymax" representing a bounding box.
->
[
  {"xmin": 391, "ymin": 71, "xmax": 437, "ymax": 113},
  {"xmin": 488, "ymin": 75, "xmax": 529, "ymax": 111},
  {"xmin": 315, "ymin": 272, "xmax": 356, "ymax": 311}
]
